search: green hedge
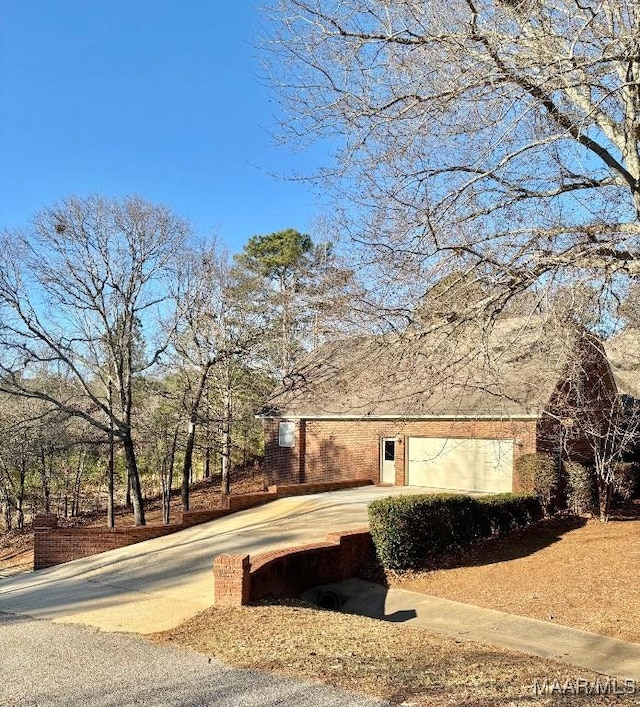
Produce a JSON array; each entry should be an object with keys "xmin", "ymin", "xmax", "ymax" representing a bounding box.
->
[
  {"xmin": 565, "ymin": 460, "xmax": 595, "ymax": 515},
  {"xmin": 515, "ymin": 452, "xmax": 562, "ymax": 513},
  {"xmin": 368, "ymin": 492, "xmax": 543, "ymax": 570}
]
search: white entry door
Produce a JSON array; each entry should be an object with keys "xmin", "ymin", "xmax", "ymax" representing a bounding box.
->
[
  {"xmin": 407, "ymin": 437, "xmax": 513, "ymax": 492},
  {"xmin": 380, "ymin": 438, "xmax": 396, "ymax": 484}
]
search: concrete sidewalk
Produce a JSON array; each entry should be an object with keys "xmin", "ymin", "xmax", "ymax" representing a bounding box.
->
[{"xmin": 304, "ymin": 578, "xmax": 640, "ymax": 682}]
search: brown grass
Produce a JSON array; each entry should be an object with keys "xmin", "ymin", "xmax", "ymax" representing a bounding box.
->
[
  {"xmin": 152, "ymin": 601, "xmax": 636, "ymax": 706},
  {"xmin": 382, "ymin": 509, "xmax": 640, "ymax": 643}
]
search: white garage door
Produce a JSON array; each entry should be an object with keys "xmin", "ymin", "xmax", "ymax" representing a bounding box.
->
[{"xmin": 407, "ymin": 437, "xmax": 513, "ymax": 493}]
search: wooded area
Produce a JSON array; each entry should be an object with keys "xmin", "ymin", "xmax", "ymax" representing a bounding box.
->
[{"xmin": 0, "ymin": 197, "xmax": 354, "ymax": 529}]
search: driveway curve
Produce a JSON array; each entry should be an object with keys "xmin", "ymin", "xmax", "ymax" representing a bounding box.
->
[{"xmin": 0, "ymin": 486, "xmax": 425, "ymax": 634}]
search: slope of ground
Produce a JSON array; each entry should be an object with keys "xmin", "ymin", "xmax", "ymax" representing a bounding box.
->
[
  {"xmin": 382, "ymin": 506, "xmax": 640, "ymax": 643},
  {"xmin": 0, "ymin": 466, "xmax": 264, "ymax": 577},
  {"xmin": 155, "ymin": 504, "xmax": 640, "ymax": 705}
]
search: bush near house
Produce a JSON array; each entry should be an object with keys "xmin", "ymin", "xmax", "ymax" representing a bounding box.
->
[
  {"xmin": 515, "ymin": 452, "xmax": 562, "ymax": 514},
  {"xmin": 368, "ymin": 492, "xmax": 543, "ymax": 570},
  {"xmin": 564, "ymin": 460, "xmax": 596, "ymax": 515}
]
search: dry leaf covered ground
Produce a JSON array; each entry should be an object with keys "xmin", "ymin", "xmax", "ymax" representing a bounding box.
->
[
  {"xmin": 153, "ymin": 503, "xmax": 640, "ymax": 706},
  {"xmin": 152, "ymin": 601, "xmax": 637, "ymax": 706},
  {"xmin": 383, "ymin": 508, "xmax": 640, "ymax": 643}
]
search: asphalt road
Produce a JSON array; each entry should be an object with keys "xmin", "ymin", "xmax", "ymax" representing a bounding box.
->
[{"xmin": 0, "ymin": 612, "xmax": 386, "ymax": 707}]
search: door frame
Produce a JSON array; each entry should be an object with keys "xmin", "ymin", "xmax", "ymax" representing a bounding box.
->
[{"xmin": 380, "ymin": 437, "xmax": 396, "ymax": 484}]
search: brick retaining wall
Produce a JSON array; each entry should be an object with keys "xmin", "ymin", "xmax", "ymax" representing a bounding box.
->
[
  {"xmin": 34, "ymin": 479, "xmax": 373, "ymax": 570},
  {"xmin": 213, "ymin": 528, "xmax": 374, "ymax": 607}
]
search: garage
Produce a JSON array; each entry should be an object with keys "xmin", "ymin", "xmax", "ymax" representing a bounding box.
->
[{"xmin": 407, "ymin": 437, "xmax": 514, "ymax": 493}]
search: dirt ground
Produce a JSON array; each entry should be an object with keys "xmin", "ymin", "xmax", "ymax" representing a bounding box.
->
[{"xmin": 153, "ymin": 601, "xmax": 637, "ymax": 707}]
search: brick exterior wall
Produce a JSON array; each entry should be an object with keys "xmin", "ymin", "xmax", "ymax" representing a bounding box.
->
[
  {"xmin": 264, "ymin": 417, "xmax": 540, "ymax": 491},
  {"xmin": 212, "ymin": 528, "xmax": 374, "ymax": 606},
  {"xmin": 33, "ymin": 480, "xmax": 373, "ymax": 570}
]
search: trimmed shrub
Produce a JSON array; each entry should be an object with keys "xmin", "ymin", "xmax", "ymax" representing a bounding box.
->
[
  {"xmin": 565, "ymin": 460, "xmax": 595, "ymax": 515},
  {"xmin": 515, "ymin": 452, "xmax": 562, "ymax": 513},
  {"xmin": 368, "ymin": 492, "xmax": 542, "ymax": 570},
  {"xmin": 612, "ymin": 462, "xmax": 639, "ymax": 503},
  {"xmin": 477, "ymin": 493, "xmax": 544, "ymax": 534}
]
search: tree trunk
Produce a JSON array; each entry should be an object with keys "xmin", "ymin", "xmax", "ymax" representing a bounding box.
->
[
  {"xmin": 221, "ymin": 383, "xmax": 232, "ymax": 496},
  {"xmin": 107, "ymin": 429, "xmax": 115, "ymax": 528},
  {"xmin": 122, "ymin": 435, "xmax": 145, "ymax": 526},
  {"xmin": 38, "ymin": 447, "xmax": 51, "ymax": 515},
  {"xmin": 598, "ymin": 477, "xmax": 613, "ymax": 523},
  {"xmin": 204, "ymin": 443, "xmax": 211, "ymax": 479},
  {"xmin": 72, "ymin": 449, "xmax": 85, "ymax": 519},
  {"xmin": 181, "ymin": 365, "xmax": 212, "ymax": 511},
  {"xmin": 2, "ymin": 490, "xmax": 12, "ymax": 531},
  {"xmin": 181, "ymin": 421, "xmax": 195, "ymax": 512},
  {"xmin": 163, "ymin": 425, "xmax": 179, "ymax": 524},
  {"xmin": 17, "ymin": 456, "xmax": 25, "ymax": 530}
]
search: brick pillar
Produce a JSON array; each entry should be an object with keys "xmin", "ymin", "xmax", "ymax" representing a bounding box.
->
[
  {"xmin": 34, "ymin": 514, "xmax": 59, "ymax": 529},
  {"xmin": 298, "ymin": 420, "xmax": 306, "ymax": 484},
  {"xmin": 33, "ymin": 514, "xmax": 59, "ymax": 570},
  {"xmin": 213, "ymin": 554, "xmax": 251, "ymax": 607},
  {"xmin": 395, "ymin": 436, "xmax": 407, "ymax": 485}
]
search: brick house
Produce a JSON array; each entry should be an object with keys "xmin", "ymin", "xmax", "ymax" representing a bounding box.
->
[{"xmin": 258, "ymin": 317, "xmax": 618, "ymax": 493}]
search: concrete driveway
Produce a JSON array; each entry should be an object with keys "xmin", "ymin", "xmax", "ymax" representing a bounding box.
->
[{"xmin": 0, "ymin": 485, "xmax": 426, "ymax": 634}]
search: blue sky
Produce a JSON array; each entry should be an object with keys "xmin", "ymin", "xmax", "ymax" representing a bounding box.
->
[{"xmin": 0, "ymin": 1, "xmax": 326, "ymax": 252}]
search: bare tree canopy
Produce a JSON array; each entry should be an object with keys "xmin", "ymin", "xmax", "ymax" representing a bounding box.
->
[
  {"xmin": 265, "ymin": 0, "xmax": 640, "ymax": 311},
  {"xmin": 0, "ymin": 195, "xmax": 191, "ymax": 525}
]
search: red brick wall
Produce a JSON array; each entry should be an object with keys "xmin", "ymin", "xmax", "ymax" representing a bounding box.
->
[
  {"xmin": 33, "ymin": 508, "xmax": 232, "ymax": 570},
  {"xmin": 213, "ymin": 554, "xmax": 251, "ymax": 607},
  {"xmin": 212, "ymin": 528, "xmax": 374, "ymax": 607},
  {"xmin": 264, "ymin": 417, "xmax": 539, "ymax": 490},
  {"xmin": 33, "ymin": 480, "xmax": 374, "ymax": 570}
]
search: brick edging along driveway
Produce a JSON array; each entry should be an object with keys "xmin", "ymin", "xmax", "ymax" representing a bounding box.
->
[{"xmin": 33, "ymin": 479, "xmax": 373, "ymax": 569}]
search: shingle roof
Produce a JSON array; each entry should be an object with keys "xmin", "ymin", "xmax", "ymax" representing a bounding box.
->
[
  {"xmin": 261, "ymin": 316, "xmax": 591, "ymax": 419},
  {"xmin": 604, "ymin": 327, "xmax": 640, "ymax": 400}
]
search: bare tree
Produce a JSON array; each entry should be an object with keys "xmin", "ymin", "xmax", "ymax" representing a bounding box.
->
[
  {"xmin": 170, "ymin": 243, "xmax": 263, "ymax": 507},
  {"xmin": 0, "ymin": 195, "xmax": 190, "ymax": 526},
  {"xmin": 136, "ymin": 384, "xmax": 181, "ymax": 524},
  {"xmin": 548, "ymin": 333, "xmax": 627, "ymax": 521},
  {"xmin": 265, "ymin": 0, "xmax": 640, "ymax": 316}
]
